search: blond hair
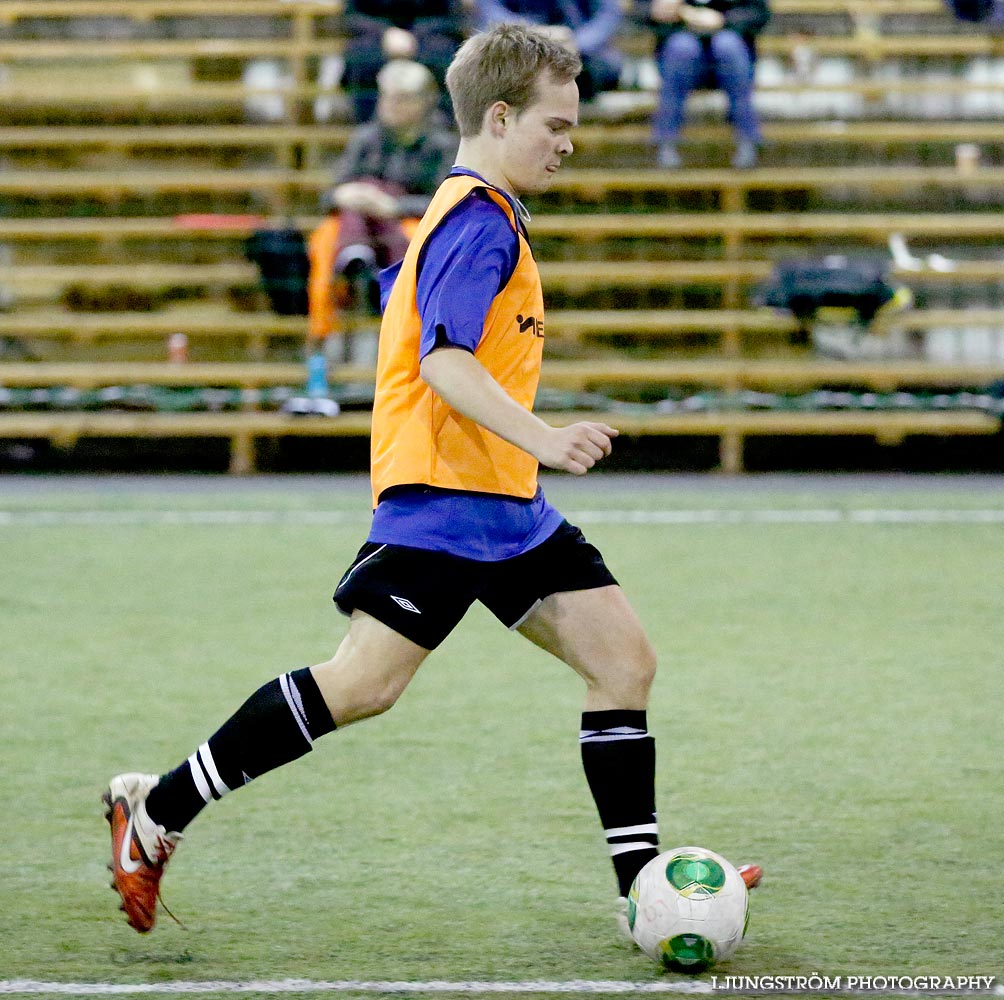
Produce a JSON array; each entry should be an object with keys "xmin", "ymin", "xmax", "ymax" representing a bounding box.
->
[{"xmin": 445, "ymin": 23, "xmax": 582, "ymax": 138}]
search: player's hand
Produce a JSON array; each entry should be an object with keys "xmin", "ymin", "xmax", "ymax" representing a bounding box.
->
[
  {"xmin": 650, "ymin": 0, "xmax": 684, "ymax": 24},
  {"xmin": 382, "ymin": 26, "xmax": 418, "ymax": 59},
  {"xmin": 332, "ymin": 182, "xmax": 398, "ymax": 218},
  {"xmin": 681, "ymin": 4, "xmax": 725, "ymax": 32},
  {"xmin": 536, "ymin": 421, "xmax": 618, "ymax": 475}
]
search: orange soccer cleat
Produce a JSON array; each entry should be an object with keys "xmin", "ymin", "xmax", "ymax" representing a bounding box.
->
[
  {"xmin": 738, "ymin": 863, "xmax": 763, "ymax": 890},
  {"xmin": 102, "ymin": 773, "xmax": 181, "ymax": 933}
]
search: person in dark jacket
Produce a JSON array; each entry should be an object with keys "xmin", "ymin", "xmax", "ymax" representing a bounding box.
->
[
  {"xmin": 341, "ymin": 0, "xmax": 467, "ymax": 122},
  {"xmin": 304, "ymin": 60, "xmax": 457, "ymax": 400},
  {"xmin": 474, "ymin": 0, "xmax": 624, "ymax": 101},
  {"xmin": 638, "ymin": 0, "xmax": 770, "ymax": 169}
]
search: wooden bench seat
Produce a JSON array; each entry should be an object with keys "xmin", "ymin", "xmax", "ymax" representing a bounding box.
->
[
  {"xmin": 572, "ymin": 121, "xmax": 1004, "ymax": 151},
  {"xmin": 6, "ymin": 262, "xmax": 258, "ymax": 297},
  {"xmin": 4, "ymin": 165, "xmax": 1004, "ymax": 199},
  {"xmin": 0, "ymin": 311, "xmax": 306, "ymax": 341},
  {"xmin": 543, "ymin": 308, "xmax": 1004, "ymax": 342},
  {"xmin": 4, "ymin": 164, "xmax": 1002, "ymax": 222},
  {"xmin": 539, "ymin": 358, "xmax": 1004, "ymax": 392},
  {"xmin": 6, "ymin": 121, "xmax": 1003, "ymax": 155},
  {"xmin": 3, "ymin": 359, "xmax": 1001, "ymax": 393},
  {"xmin": 6, "ymin": 78, "xmax": 1003, "ymax": 119},
  {"xmin": 531, "ymin": 212, "xmax": 1004, "ymax": 241},
  {"xmin": 0, "ymin": 361, "xmax": 312, "ymax": 388},
  {"xmin": 4, "ymin": 211, "xmax": 1004, "ymax": 243},
  {"xmin": 9, "ymin": 32, "xmax": 995, "ymax": 66},
  {"xmin": 0, "ymin": 125, "xmax": 355, "ymax": 149},
  {"xmin": 7, "ymin": 258, "xmax": 1003, "ymax": 297},
  {"xmin": 547, "ymin": 166, "xmax": 1004, "ymax": 196},
  {"xmin": 2, "ymin": 306, "xmax": 1002, "ymax": 352},
  {"xmin": 0, "ymin": 408, "xmax": 993, "ymax": 475}
]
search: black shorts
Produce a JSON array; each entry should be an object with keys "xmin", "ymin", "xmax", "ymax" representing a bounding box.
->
[{"xmin": 333, "ymin": 520, "xmax": 617, "ymax": 650}]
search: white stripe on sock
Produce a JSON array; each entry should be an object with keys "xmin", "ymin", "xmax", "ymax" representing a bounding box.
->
[
  {"xmin": 579, "ymin": 731, "xmax": 650, "ymax": 743},
  {"xmin": 280, "ymin": 673, "xmax": 312, "ymax": 747},
  {"xmin": 285, "ymin": 672, "xmax": 308, "ymax": 724},
  {"xmin": 606, "ymin": 823, "xmax": 659, "ymax": 840},
  {"xmin": 609, "ymin": 840, "xmax": 658, "ymax": 857},
  {"xmin": 188, "ymin": 752, "xmax": 213, "ymax": 803},
  {"xmin": 198, "ymin": 742, "xmax": 231, "ymax": 798}
]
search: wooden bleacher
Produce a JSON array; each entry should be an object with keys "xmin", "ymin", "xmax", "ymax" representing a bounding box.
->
[
  {"xmin": 3, "ymin": 0, "xmax": 1003, "ymax": 122},
  {"xmin": 1, "ymin": 360, "xmax": 999, "ymax": 473},
  {"xmin": 2, "ymin": 408, "xmax": 994, "ymax": 475},
  {"xmin": 9, "ymin": 258, "xmax": 1003, "ymax": 306},
  {"xmin": 0, "ymin": 0, "xmax": 1002, "ymax": 471},
  {"xmin": 5, "ymin": 164, "xmax": 1004, "ymax": 199}
]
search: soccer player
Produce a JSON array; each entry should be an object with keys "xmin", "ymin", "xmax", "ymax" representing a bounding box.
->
[{"xmin": 103, "ymin": 22, "xmax": 759, "ymax": 939}]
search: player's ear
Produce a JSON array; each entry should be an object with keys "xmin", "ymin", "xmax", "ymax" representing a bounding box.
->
[{"xmin": 488, "ymin": 101, "xmax": 510, "ymax": 136}]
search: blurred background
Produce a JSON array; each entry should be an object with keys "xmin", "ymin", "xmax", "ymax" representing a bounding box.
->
[{"xmin": 1, "ymin": 0, "xmax": 1003, "ymax": 475}]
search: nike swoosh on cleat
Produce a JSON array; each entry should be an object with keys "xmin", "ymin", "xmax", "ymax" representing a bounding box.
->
[{"xmin": 118, "ymin": 806, "xmax": 143, "ymax": 875}]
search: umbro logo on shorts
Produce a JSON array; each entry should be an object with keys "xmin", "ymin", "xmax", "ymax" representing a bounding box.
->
[{"xmin": 390, "ymin": 595, "xmax": 422, "ymax": 614}]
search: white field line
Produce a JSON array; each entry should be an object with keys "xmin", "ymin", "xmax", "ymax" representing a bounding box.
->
[
  {"xmin": 0, "ymin": 982, "xmax": 714, "ymax": 997},
  {"xmin": 2, "ymin": 509, "xmax": 1004, "ymax": 528},
  {"xmin": 1, "ymin": 980, "xmax": 1002, "ymax": 997}
]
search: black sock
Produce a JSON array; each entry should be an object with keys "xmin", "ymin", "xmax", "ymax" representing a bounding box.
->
[
  {"xmin": 581, "ymin": 709, "xmax": 660, "ymax": 897},
  {"xmin": 145, "ymin": 667, "xmax": 335, "ymax": 833}
]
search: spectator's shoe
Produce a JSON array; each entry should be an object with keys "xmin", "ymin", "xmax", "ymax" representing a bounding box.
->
[
  {"xmin": 281, "ymin": 395, "xmax": 341, "ymax": 417},
  {"xmin": 102, "ymin": 773, "xmax": 181, "ymax": 933},
  {"xmin": 657, "ymin": 141, "xmax": 682, "ymax": 169},
  {"xmin": 738, "ymin": 863, "xmax": 763, "ymax": 889},
  {"xmin": 731, "ymin": 140, "xmax": 759, "ymax": 170}
]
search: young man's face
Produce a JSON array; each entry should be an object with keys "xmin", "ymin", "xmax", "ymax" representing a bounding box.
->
[{"xmin": 499, "ymin": 70, "xmax": 579, "ymax": 196}]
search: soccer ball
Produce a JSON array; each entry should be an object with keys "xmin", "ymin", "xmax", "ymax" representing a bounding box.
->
[{"xmin": 628, "ymin": 847, "xmax": 749, "ymax": 973}]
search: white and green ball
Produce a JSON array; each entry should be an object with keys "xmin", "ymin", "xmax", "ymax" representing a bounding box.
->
[{"xmin": 628, "ymin": 847, "xmax": 749, "ymax": 973}]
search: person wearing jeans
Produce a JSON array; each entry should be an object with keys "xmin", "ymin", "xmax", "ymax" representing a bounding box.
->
[
  {"xmin": 474, "ymin": 0, "xmax": 625, "ymax": 102},
  {"xmin": 639, "ymin": 0, "xmax": 770, "ymax": 169}
]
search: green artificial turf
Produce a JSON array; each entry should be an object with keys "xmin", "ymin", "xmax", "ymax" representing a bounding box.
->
[{"xmin": 1, "ymin": 476, "xmax": 1000, "ymax": 995}]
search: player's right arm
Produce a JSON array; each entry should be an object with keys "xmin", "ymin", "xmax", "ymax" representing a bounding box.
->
[
  {"xmin": 415, "ymin": 189, "xmax": 617, "ymax": 474},
  {"xmin": 419, "ymin": 346, "xmax": 617, "ymax": 474}
]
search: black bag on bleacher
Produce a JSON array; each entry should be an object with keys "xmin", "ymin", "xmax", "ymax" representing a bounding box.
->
[
  {"xmin": 756, "ymin": 258, "xmax": 897, "ymax": 325},
  {"xmin": 245, "ymin": 227, "xmax": 310, "ymax": 316}
]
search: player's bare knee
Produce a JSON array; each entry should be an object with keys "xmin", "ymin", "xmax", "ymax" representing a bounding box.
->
[
  {"xmin": 311, "ymin": 653, "xmax": 409, "ymax": 725},
  {"xmin": 336, "ymin": 676, "xmax": 407, "ymax": 724},
  {"xmin": 366, "ymin": 677, "xmax": 408, "ymax": 718},
  {"xmin": 583, "ymin": 634, "xmax": 657, "ymax": 706},
  {"xmin": 633, "ymin": 634, "xmax": 658, "ymax": 692},
  {"xmin": 608, "ymin": 634, "xmax": 657, "ymax": 702}
]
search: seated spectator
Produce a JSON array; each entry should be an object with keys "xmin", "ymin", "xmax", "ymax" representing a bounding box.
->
[
  {"xmin": 340, "ymin": 0, "xmax": 467, "ymax": 123},
  {"xmin": 473, "ymin": 0, "xmax": 623, "ymax": 102},
  {"xmin": 639, "ymin": 0, "xmax": 770, "ymax": 169},
  {"xmin": 304, "ymin": 60, "xmax": 457, "ymax": 399}
]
